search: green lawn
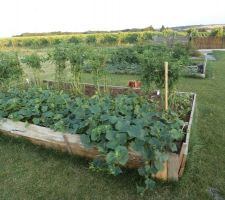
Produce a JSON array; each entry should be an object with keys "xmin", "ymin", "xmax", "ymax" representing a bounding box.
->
[{"xmin": 1, "ymin": 51, "xmax": 225, "ymax": 200}]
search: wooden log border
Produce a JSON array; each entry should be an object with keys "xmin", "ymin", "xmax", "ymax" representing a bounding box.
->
[{"xmin": 0, "ymin": 92, "xmax": 197, "ymax": 181}]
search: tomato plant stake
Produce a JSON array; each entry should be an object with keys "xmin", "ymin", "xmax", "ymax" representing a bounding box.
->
[{"xmin": 165, "ymin": 62, "xmax": 169, "ymax": 111}]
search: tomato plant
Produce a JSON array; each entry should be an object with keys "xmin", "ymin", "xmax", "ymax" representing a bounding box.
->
[
  {"xmin": 22, "ymin": 53, "xmax": 44, "ymax": 85},
  {"xmin": 0, "ymin": 52, "xmax": 23, "ymax": 87},
  {"xmin": 67, "ymin": 44, "xmax": 89, "ymax": 94},
  {"xmin": 49, "ymin": 44, "xmax": 68, "ymax": 88}
]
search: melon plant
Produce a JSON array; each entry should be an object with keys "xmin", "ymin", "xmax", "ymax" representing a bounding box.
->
[{"xmin": 0, "ymin": 88, "xmax": 190, "ymax": 196}]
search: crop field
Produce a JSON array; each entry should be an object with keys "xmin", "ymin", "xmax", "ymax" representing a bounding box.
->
[{"xmin": 0, "ymin": 40, "xmax": 225, "ymax": 200}]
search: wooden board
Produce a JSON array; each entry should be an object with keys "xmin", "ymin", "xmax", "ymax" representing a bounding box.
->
[{"xmin": 0, "ymin": 92, "xmax": 197, "ymax": 181}]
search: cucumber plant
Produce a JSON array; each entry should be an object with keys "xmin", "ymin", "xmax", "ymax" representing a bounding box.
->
[{"xmin": 0, "ymin": 88, "xmax": 189, "ymax": 196}]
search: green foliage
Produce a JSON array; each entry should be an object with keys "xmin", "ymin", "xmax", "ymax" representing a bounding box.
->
[
  {"xmin": 49, "ymin": 45, "xmax": 68, "ymax": 86},
  {"xmin": 85, "ymin": 35, "xmax": 97, "ymax": 44},
  {"xmin": 68, "ymin": 36, "xmax": 82, "ymax": 44},
  {"xmin": 122, "ymin": 33, "xmax": 139, "ymax": 44},
  {"xmin": 187, "ymin": 28, "xmax": 199, "ymax": 37},
  {"xmin": 169, "ymin": 93, "xmax": 192, "ymax": 119},
  {"xmin": 21, "ymin": 53, "xmax": 44, "ymax": 85},
  {"xmin": 160, "ymin": 25, "xmax": 166, "ymax": 32},
  {"xmin": 142, "ymin": 31, "xmax": 154, "ymax": 41},
  {"xmin": 138, "ymin": 45, "xmax": 184, "ymax": 90},
  {"xmin": 88, "ymin": 49, "xmax": 109, "ymax": 93},
  {"xmin": 172, "ymin": 43, "xmax": 190, "ymax": 65},
  {"xmin": 101, "ymin": 34, "xmax": 118, "ymax": 45},
  {"xmin": 67, "ymin": 44, "xmax": 90, "ymax": 94},
  {"xmin": 0, "ymin": 52, "xmax": 23, "ymax": 85},
  {"xmin": 22, "ymin": 53, "xmax": 42, "ymax": 70},
  {"xmin": 0, "ymin": 88, "xmax": 188, "ymax": 195},
  {"xmin": 106, "ymin": 46, "xmax": 140, "ymax": 74},
  {"xmin": 210, "ymin": 27, "xmax": 224, "ymax": 37}
]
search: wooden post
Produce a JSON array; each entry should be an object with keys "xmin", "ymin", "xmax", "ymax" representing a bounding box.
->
[{"xmin": 165, "ymin": 62, "xmax": 168, "ymax": 111}]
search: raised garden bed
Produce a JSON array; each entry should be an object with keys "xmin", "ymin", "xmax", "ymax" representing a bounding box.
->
[
  {"xmin": 184, "ymin": 55, "xmax": 207, "ymax": 78},
  {"xmin": 0, "ymin": 83, "xmax": 196, "ymax": 181}
]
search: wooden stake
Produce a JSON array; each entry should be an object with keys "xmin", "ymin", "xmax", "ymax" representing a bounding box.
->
[{"xmin": 165, "ymin": 62, "xmax": 168, "ymax": 111}]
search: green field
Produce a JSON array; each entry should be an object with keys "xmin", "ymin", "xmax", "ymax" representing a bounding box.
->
[{"xmin": 0, "ymin": 50, "xmax": 225, "ymax": 199}]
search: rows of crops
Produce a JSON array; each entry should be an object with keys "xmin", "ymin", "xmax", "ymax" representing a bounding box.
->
[
  {"xmin": 1, "ymin": 27, "xmax": 224, "ymax": 49},
  {"xmin": 0, "ymin": 31, "xmax": 165, "ymax": 48},
  {"xmin": 0, "ymin": 43, "xmax": 195, "ymax": 93}
]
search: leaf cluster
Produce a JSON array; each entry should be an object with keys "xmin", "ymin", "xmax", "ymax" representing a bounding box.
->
[
  {"xmin": 0, "ymin": 88, "xmax": 188, "ymax": 195},
  {"xmin": 0, "ymin": 52, "xmax": 23, "ymax": 84}
]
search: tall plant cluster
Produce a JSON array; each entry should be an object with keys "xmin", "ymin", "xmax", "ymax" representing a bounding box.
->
[
  {"xmin": 0, "ymin": 52, "xmax": 23, "ymax": 86},
  {"xmin": 67, "ymin": 44, "xmax": 89, "ymax": 94},
  {"xmin": 48, "ymin": 43, "xmax": 190, "ymax": 93},
  {"xmin": 21, "ymin": 53, "xmax": 43, "ymax": 85},
  {"xmin": 50, "ymin": 45, "xmax": 68, "ymax": 87},
  {"xmin": 49, "ymin": 44, "xmax": 111, "ymax": 94},
  {"xmin": 138, "ymin": 45, "xmax": 185, "ymax": 91}
]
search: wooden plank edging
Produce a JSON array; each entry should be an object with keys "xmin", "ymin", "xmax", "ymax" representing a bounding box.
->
[{"xmin": 0, "ymin": 92, "xmax": 197, "ymax": 181}]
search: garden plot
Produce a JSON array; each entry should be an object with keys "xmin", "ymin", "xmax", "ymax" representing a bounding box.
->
[
  {"xmin": 0, "ymin": 85, "xmax": 196, "ymax": 194},
  {"xmin": 0, "ymin": 43, "xmax": 197, "ymax": 196},
  {"xmin": 184, "ymin": 55, "xmax": 207, "ymax": 78}
]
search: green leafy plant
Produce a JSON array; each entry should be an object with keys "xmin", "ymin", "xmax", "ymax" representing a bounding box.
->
[
  {"xmin": 122, "ymin": 33, "xmax": 139, "ymax": 44},
  {"xmin": 49, "ymin": 44, "xmax": 68, "ymax": 88},
  {"xmin": 138, "ymin": 45, "xmax": 184, "ymax": 92},
  {"xmin": 21, "ymin": 53, "xmax": 43, "ymax": 85},
  {"xmin": 88, "ymin": 49, "xmax": 109, "ymax": 94},
  {"xmin": 101, "ymin": 34, "xmax": 118, "ymax": 45},
  {"xmin": 85, "ymin": 35, "xmax": 97, "ymax": 45},
  {"xmin": 0, "ymin": 52, "xmax": 23, "ymax": 87},
  {"xmin": 0, "ymin": 88, "xmax": 190, "ymax": 196},
  {"xmin": 67, "ymin": 44, "xmax": 89, "ymax": 94}
]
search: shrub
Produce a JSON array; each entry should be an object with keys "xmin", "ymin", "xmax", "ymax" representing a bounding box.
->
[
  {"xmin": 138, "ymin": 47, "xmax": 181, "ymax": 90},
  {"xmin": 68, "ymin": 36, "xmax": 82, "ymax": 44},
  {"xmin": 85, "ymin": 35, "xmax": 97, "ymax": 44},
  {"xmin": 122, "ymin": 33, "xmax": 139, "ymax": 44},
  {"xmin": 38, "ymin": 38, "xmax": 49, "ymax": 47},
  {"xmin": 0, "ymin": 52, "xmax": 23, "ymax": 84},
  {"xmin": 210, "ymin": 27, "xmax": 224, "ymax": 37},
  {"xmin": 142, "ymin": 32, "xmax": 153, "ymax": 41},
  {"xmin": 50, "ymin": 45, "xmax": 68, "ymax": 85},
  {"xmin": 21, "ymin": 53, "xmax": 43, "ymax": 84},
  {"xmin": 88, "ymin": 49, "xmax": 109, "ymax": 93},
  {"xmin": 101, "ymin": 34, "xmax": 118, "ymax": 45},
  {"xmin": 109, "ymin": 47, "xmax": 139, "ymax": 64},
  {"xmin": 67, "ymin": 44, "xmax": 90, "ymax": 93}
]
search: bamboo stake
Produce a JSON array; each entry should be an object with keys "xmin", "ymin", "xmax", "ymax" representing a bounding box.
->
[{"xmin": 165, "ymin": 62, "xmax": 168, "ymax": 111}]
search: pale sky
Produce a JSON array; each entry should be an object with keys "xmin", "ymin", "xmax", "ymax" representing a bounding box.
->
[{"xmin": 0, "ymin": 0, "xmax": 225, "ymax": 38}]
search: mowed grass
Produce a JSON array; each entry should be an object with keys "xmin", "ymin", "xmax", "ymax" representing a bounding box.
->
[{"xmin": 1, "ymin": 51, "xmax": 225, "ymax": 200}]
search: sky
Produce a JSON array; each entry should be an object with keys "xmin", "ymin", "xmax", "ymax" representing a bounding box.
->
[{"xmin": 0, "ymin": 0, "xmax": 225, "ymax": 38}]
